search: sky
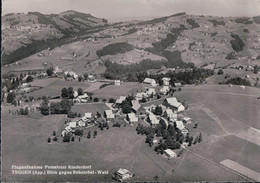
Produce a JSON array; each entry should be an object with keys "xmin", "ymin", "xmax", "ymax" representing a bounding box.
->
[{"xmin": 2, "ymin": 0, "xmax": 260, "ymax": 21}]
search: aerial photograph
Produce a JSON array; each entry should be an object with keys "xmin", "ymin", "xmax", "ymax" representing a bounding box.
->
[{"xmin": 1, "ymin": 0, "xmax": 260, "ymax": 182}]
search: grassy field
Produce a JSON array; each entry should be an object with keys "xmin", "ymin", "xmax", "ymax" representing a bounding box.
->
[
  {"xmin": 26, "ymin": 78, "xmax": 91, "ymax": 98},
  {"xmin": 93, "ymin": 82, "xmax": 146, "ymax": 100},
  {"xmin": 71, "ymin": 103, "xmax": 109, "ymax": 115}
]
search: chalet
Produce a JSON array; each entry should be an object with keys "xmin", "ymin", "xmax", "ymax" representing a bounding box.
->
[
  {"xmin": 127, "ymin": 113, "xmax": 138, "ymax": 123},
  {"xmin": 114, "ymin": 168, "xmax": 133, "ymax": 181},
  {"xmin": 164, "ymin": 109, "xmax": 177, "ymax": 122},
  {"xmin": 175, "ymin": 120, "xmax": 185, "ymax": 131},
  {"xmin": 174, "ymin": 82, "xmax": 182, "ymax": 87},
  {"xmin": 88, "ymin": 74, "xmax": 96, "ymax": 83},
  {"xmin": 143, "ymin": 78, "xmax": 157, "ymax": 86},
  {"xmin": 164, "ymin": 149, "xmax": 177, "ymax": 158},
  {"xmin": 162, "ymin": 77, "xmax": 171, "ymax": 86},
  {"xmin": 105, "ymin": 110, "xmax": 115, "ymax": 119},
  {"xmin": 135, "ymin": 92, "xmax": 148, "ymax": 100},
  {"xmin": 146, "ymin": 88, "xmax": 156, "ymax": 96},
  {"xmin": 131, "ymin": 100, "xmax": 141, "ymax": 113},
  {"xmin": 114, "ymin": 80, "xmax": 121, "ymax": 86},
  {"xmin": 164, "ymin": 97, "xmax": 185, "ymax": 112},
  {"xmin": 148, "ymin": 113, "xmax": 159, "ymax": 126},
  {"xmin": 116, "ymin": 96, "xmax": 126, "ymax": 104},
  {"xmin": 160, "ymin": 86, "xmax": 170, "ymax": 95}
]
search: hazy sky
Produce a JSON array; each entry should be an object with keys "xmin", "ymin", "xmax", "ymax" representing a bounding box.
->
[{"xmin": 2, "ymin": 0, "xmax": 260, "ymax": 21}]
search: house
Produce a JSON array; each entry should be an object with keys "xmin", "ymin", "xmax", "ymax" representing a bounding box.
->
[
  {"xmin": 116, "ymin": 96, "xmax": 126, "ymax": 104},
  {"xmin": 164, "ymin": 109, "xmax": 177, "ymax": 121},
  {"xmin": 146, "ymin": 88, "xmax": 156, "ymax": 96},
  {"xmin": 81, "ymin": 112, "xmax": 92, "ymax": 122},
  {"xmin": 148, "ymin": 113, "xmax": 159, "ymax": 126},
  {"xmin": 114, "ymin": 80, "xmax": 121, "ymax": 86},
  {"xmin": 160, "ymin": 86, "xmax": 170, "ymax": 95},
  {"xmin": 183, "ymin": 117, "xmax": 191, "ymax": 124},
  {"xmin": 105, "ymin": 110, "xmax": 115, "ymax": 119},
  {"xmin": 114, "ymin": 168, "xmax": 133, "ymax": 181},
  {"xmin": 131, "ymin": 100, "xmax": 141, "ymax": 113},
  {"xmin": 68, "ymin": 121, "xmax": 77, "ymax": 129},
  {"xmin": 73, "ymin": 91, "xmax": 78, "ymax": 98},
  {"xmin": 127, "ymin": 113, "xmax": 138, "ymax": 123},
  {"xmin": 175, "ymin": 120, "xmax": 185, "ymax": 131},
  {"xmin": 164, "ymin": 149, "xmax": 177, "ymax": 158},
  {"xmin": 77, "ymin": 119, "xmax": 86, "ymax": 127},
  {"xmin": 164, "ymin": 97, "xmax": 185, "ymax": 112},
  {"xmin": 162, "ymin": 77, "xmax": 171, "ymax": 86},
  {"xmin": 143, "ymin": 78, "xmax": 157, "ymax": 86},
  {"xmin": 181, "ymin": 128, "xmax": 189, "ymax": 135},
  {"xmin": 174, "ymin": 82, "xmax": 182, "ymax": 87},
  {"xmin": 135, "ymin": 92, "xmax": 148, "ymax": 100},
  {"xmin": 77, "ymin": 93, "xmax": 88, "ymax": 103}
]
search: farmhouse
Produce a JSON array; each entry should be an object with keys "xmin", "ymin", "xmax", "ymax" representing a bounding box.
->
[
  {"xmin": 82, "ymin": 112, "xmax": 92, "ymax": 121},
  {"xmin": 115, "ymin": 168, "xmax": 133, "ymax": 181},
  {"xmin": 175, "ymin": 120, "xmax": 185, "ymax": 131},
  {"xmin": 75, "ymin": 93, "xmax": 88, "ymax": 103},
  {"xmin": 174, "ymin": 82, "xmax": 182, "ymax": 87},
  {"xmin": 148, "ymin": 113, "xmax": 159, "ymax": 126},
  {"xmin": 73, "ymin": 91, "xmax": 78, "ymax": 98},
  {"xmin": 77, "ymin": 119, "xmax": 86, "ymax": 127},
  {"xmin": 160, "ymin": 86, "xmax": 170, "ymax": 95},
  {"xmin": 146, "ymin": 88, "xmax": 156, "ymax": 96},
  {"xmin": 127, "ymin": 113, "xmax": 138, "ymax": 123},
  {"xmin": 135, "ymin": 92, "xmax": 148, "ymax": 100},
  {"xmin": 162, "ymin": 77, "xmax": 171, "ymax": 85},
  {"xmin": 105, "ymin": 110, "xmax": 115, "ymax": 119},
  {"xmin": 88, "ymin": 74, "xmax": 96, "ymax": 83},
  {"xmin": 143, "ymin": 78, "xmax": 157, "ymax": 86},
  {"xmin": 183, "ymin": 117, "xmax": 192, "ymax": 124},
  {"xmin": 114, "ymin": 80, "xmax": 121, "ymax": 86},
  {"xmin": 164, "ymin": 97, "xmax": 185, "ymax": 112},
  {"xmin": 131, "ymin": 100, "xmax": 141, "ymax": 113},
  {"xmin": 164, "ymin": 109, "xmax": 177, "ymax": 122},
  {"xmin": 116, "ymin": 96, "xmax": 126, "ymax": 104},
  {"xmin": 164, "ymin": 149, "xmax": 177, "ymax": 158}
]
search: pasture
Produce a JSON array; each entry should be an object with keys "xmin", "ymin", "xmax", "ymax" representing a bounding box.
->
[
  {"xmin": 93, "ymin": 82, "xmax": 146, "ymax": 100},
  {"xmin": 71, "ymin": 103, "xmax": 109, "ymax": 115}
]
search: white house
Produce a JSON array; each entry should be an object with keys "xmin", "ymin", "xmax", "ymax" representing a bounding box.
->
[
  {"xmin": 116, "ymin": 96, "xmax": 126, "ymax": 104},
  {"xmin": 164, "ymin": 109, "xmax": 177, "ymax": 121},
  {"xmin": 143, "ymin": 78, "xmax": 157, "ymax": 86},
  {"xmin": 148, "ymin": 113, "xmax": 159, "ymax": 126},
  {"xmin": 81, "ymin": 112, "xmax": 92, "ymax": 122},
  {"xmin": 114, "ymin": 80, "xmax": 121, "ymax": 86},
  {"xmin": 146, "ymin": 88, "xmax": 156, "ymax": 96},
  {"xmin": 165, "ymin": 97, "xmax": 185, "ymax": 112},
  {"xmin": 183, "ymin": 117, "xmax": 191, "ymax": 124},
  {"xmin": 88, "ymin": 74, "xmax": 96, "ymax": 82},
  {"xmin": 115, "ymin": 168, "xmax": 133, "ymax": 181},
  {"xmin": 131, "ymin": 100, "xmax": 141, "ymax": 113},
  {"xmin": 77, "ymin": 119, "xmax": 86, "ymax": 127},
  {"xmin": 175, "ymin": 120, "xmax": 185, "ymax": 131},
  {"xmin": 174, "ymin": 82, "xmax": 182, "ymax": 87},
  {"xmin": 135, "ymin": 92, "xmax": 148, "ymax": 100},
  {"xmin": 162, "ymin": 77, "xmax": 171, "ymax": 86},
  {"xmin": 73, "ymin": 91, "xmax": 78, "ymax": 98},
  {"xmin": 160, "ymin": 86, "xmax": 170, "ymax": 95},
  {"xmin": 127, "ymin": 113, "xmax": 138, "ymax": 123},
  {"xmin": 76, "ymin": 93, "xmax": 88, "ymax": 103},
  {"xmin": 164, "ymin": 149, "xmax": 177, "ymax": 158},
  {"xmin": 105, "ymin": 110, "xmax": 115, "ymax": 119}
]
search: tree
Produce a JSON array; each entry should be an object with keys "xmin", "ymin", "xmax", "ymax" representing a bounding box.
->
[
  {"xmin": 53, "ymin": 131, "xmax": 56, "ymax": 136},
  {"xmin": 63, "ymin": 134, "xmax": 70, "ymax": 142},
  {"xmin": 77, "ymin": 88, "xmax": 84, "ymax": 96},
  {"xmin": 93, "ymin": 130, "xmax": 97, "ymax": 138},
  {"xmin": 109, "ymin": 98, "xmax": 115, "ymax": 103},
  {"xmin": 7, "ymin": 92, "xmax": 16, "ymax": 103},
  {"xmin": 61, "ymin": 88, "xmax": 68, "ymax": 98},
  {"xmin": 94, "ymin": 97, "xmax": 99, "ymax": 102},
  {"xmin": 53, "ymin": 136, "xmax": 58, "ymax": 142},
  {"xmin": 40, "ymin": 104, "xmax": 49, "ymax": 115},
  {"xmin": 68, "ymin": 87, "xmax": 74, "ymax": 99},
  {"xmin": 75, "ymin": 129, "xmax": 83, "ymax": 136},
  {"xmin": 71, "ymin": 136, "xmax": 75, "ymax": 141},
  {"xmin": 87, "ymin": 131, "xmax": 91, "ymax": 138},
  {"xmin": 217, "ymin": 69, "xmax": 224, "ymax": 75},
  {"xmin": 47, "ymin": 137, "xmax": 51, "ymax": 143},
  {"xmin": 154, "ymin": 175, "xmax": 159, "ymax": 181},
  {"xmin": 154, "ymin": 105, "xmax": 163, "ymax": 115},
  {"xmin": 46, "ymin": 67, "xmax": 54, "ymax": 76},
  {"xmin": 26, "ymin": 75, "xmax": 34, "ymax": 82},
  {"xmin": 122, "ymin": 103, "xmax": 132, "ymax": 114},
  {"xmin": 254, "ymin": 65, "xmax": 259, "ymax": 74},
  {"xmin": 198, "ymin": 132, "xmax": 202, "ymax": 143},
  {"xmin": 96, "ymin": 111, "xmax": 101, "ymax": 118}
]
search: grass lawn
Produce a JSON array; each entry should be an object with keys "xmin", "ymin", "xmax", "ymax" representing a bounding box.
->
[{"xmin": 71, "ymin": 103, "xmax": 109, "ymax": 115}]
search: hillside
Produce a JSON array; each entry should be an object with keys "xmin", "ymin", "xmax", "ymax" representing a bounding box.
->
[{"xmin": 1, "ymin": 10, "xmax": 109, "ymax": 65}]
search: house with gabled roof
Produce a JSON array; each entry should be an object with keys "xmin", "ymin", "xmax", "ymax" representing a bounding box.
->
[
  {"xmin": 131, "ymin": 100, "xmax": 141, "ymax": 113},
  {"xmin": 143, "ymin": 78, "xmax": 157, "ymax": 86},
  {"xmin": 160, "ymin": 86, "xmax": 170, "ymax": 95},
  {"xmin": 164, "ymin": 109, "xmax": 177, "ymax": 121},
  {"xmin": 116, "ymin": 96, "xmax": 126, "ymax": 104},
  {"xmin": 104, "ymin": 110, "xmax": 115, "ymax": 119},
  {"xmin": 162, "ymin": 77, "xmax": 171, "ymax": 86},
  {"xmin": 164, "ymin": 97, "xmax": 185, "ymax": 112},
  {"xmin": 127, "ymin": 113, "xmax": 138, "ymax": 123},
  {"xmin": 148, "ymin": 113, "xmax": 159, "ymax": 126}
]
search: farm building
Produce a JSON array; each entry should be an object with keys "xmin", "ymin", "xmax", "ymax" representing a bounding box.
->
[
  {"xmin": 183, "ymin": 117, "xmax": 192, "ymax": 124},
  {"xmin": 162, "ymin": 77, "xmax": 171, "ymax": 86},
  {"xmin": 114, "ymin": 168, "xmax": 133, "ymax": 181},
  {"xmin": 77, "ymin": 119, "xmax": 86, "ymax": 127},
  {"xmin": 175, "ymin": 120, "xmax": 185, "ymax": 131},
  {"xmin": 81, "ymin": 112, "xmax": 92, "ymax": 122},
  {"xmin": 160, "ymin": 86, "xmax": 170, "ymax": 95},
  {"xmin": 148, "ymin": 113, "xmax": 159, "ymax": 126},
  {"xmin": 114, "ymin": 80, "xmax": 121, "ymax": 85},
  {"xmin": 174, "ymin": 82, "xmax": 182, "ymax": 87},
  {"xmin": 131, "ymin": 100, "xmax": 141, "ymax": 113},
  {"xmin": 135, "ymin": 92, "xmax": 148, "ymax": 100},
  {"xmin": 76, "ymin": 93, "xmax": 89, "ymax": 103},
  {"xmin": 164, "ymin": 109, "xmax": 177, "ymax": 121},
  {"xmin": 146, "ymin": 88, "xmax": 156, "ymax": 96},
  {"xmin": 73, "ymin": 91, "xmax": 78, "ymax": 98},
  {"xmin": 143, "ymin": 78, "xmax": 157, "ymax": 86},
  {"xmin": 105, "ymin": 110, "xmax": 115, "ymax": 119},
  {"xmin": 88, "ymin": 74, "xmax": 96, "ymax": 82},
  {"xmin": 127, "ymin": 113, "xmax": 138, "ymax": 123},
  {"xmin": 164, "ymin": 149, "xmax": 177, "ymax": 158},
  {"xmin": 164, "ymin": 97, "xmax": 185, "ymax": 112},
  {"xmin": 116, "ymin": 96, "xmax": 126, "ymax": 104}
]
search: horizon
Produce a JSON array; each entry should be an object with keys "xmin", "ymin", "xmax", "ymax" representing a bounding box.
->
[{"xmin": 2, "ymin": 0, "xmax": 260, "ymax": 21}]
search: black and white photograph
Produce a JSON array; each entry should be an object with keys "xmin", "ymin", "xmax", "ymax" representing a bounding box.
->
[{"xmin": 1, "ymin": 0, "xmax": 260, "ymax": 182}]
